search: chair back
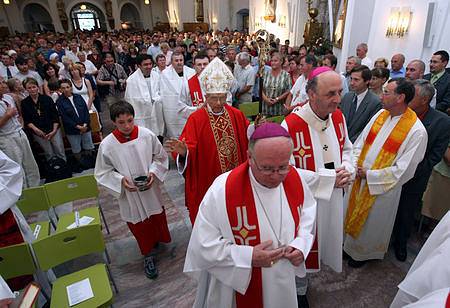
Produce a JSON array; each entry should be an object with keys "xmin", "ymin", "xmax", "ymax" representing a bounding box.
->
[
  {"xmin": 266, "ymin": 115, "xmax": 285, "ymax": 124},
  {"xmin": 44, "ymin": 175, "xmax": 99, "ymax": 206},
  {"xmin": 32, "ymin": 224, "xmax": 105, "ymax": 271},
  {"xmin": 0, "ymin": 243, "xmax": 36, "ymax": 279},
  {"xmin": 239, "ymin": 102, "xmax": 259, "ymax": 117},
  {"xmin": 16, "ymin": 186, "xmax": 51, "ymax": 215}
]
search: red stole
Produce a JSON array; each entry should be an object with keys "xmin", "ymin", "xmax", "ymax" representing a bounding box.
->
[
  {"xmin": 285, "ymin": 109, "xmax": 345, "ymax": 270},
  {"xmin": 112, "ymin": 126, "xmax": 139, "ymax": 143},
  {"xmin": 446, "ymin": 292, "xmax": 450, "ymax": 308},
  {"xmin": 187, "ymin": 75, "xmax": 204, "ymax": 106},
  {"xmin": 225, "ymin": 161, "xmax": 304, "ymax": 308}
]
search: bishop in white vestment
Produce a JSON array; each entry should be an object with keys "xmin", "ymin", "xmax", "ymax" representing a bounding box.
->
[
  {"xmin": 344, "ymin": 78, "xmax": 428, "ymax": 263},
  {"xmin": 184, "ymin": 123, "xmax": 317, "ymax": 308},
  {"xmin": 282, "ymin": 68, "xmax": 355, "ymax": 273}
]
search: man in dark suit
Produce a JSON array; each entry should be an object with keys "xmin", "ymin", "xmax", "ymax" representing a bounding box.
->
[
  {"xmin": 56, "ymin": 79, "xmax": 95, "ymax": 167},
  {"xmin": 392, "ymin": 79, "xmax": 450, "ymax": 261},
  {"xmin": 424, "ymin": 50, "xmax": 450, "ymax": 113},
  {"xmin": 339, "ymin": 65, "xmax": 382, "ymax": 143}
]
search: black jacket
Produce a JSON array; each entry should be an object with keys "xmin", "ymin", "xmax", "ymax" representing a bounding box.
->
[
  {"xmin": 403, "ymin": 108, "xmax": 450, "ymax": 193},
  {"xmin": 56, "ymin": 94, "xmax": 91, "ymax": 135},
  {"xmin": 424, "ymin": 71, "xmax": 450, "ymax": 112}
]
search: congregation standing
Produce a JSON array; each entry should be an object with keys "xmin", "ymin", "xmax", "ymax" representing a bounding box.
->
[{"xmin": 0, "ymin": 28, "xmax": 449, "ymax": 308}]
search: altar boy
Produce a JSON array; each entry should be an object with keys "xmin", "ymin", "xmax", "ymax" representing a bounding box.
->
[{"xmin": 94, "ymin": 100, "xmax": 170, "ymax": 279}]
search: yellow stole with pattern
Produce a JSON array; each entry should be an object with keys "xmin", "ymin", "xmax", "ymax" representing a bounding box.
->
[{"xmin": 345, "ymin": 108, "xmax": 417, "ymax": 237}]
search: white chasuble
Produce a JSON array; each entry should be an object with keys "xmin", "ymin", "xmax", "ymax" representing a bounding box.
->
[
  {"xmin": 282, "ymin": 103, "xmax": 355, "ymax": 273},
  {"xmin": 124, "ymin": 68, "xmax": 163, "ymax": 135},
  {"xmin": 344, "ymin": 109, "xmax": 428, "ymax": 261},
  {"xmin": 94, "ymin": 127, "xmax": 168, "ymax": 224},
  {"xmin": 390, "ymin": 211, "xmax": 450, "ymax": 308},
  {"xmin": 184, "ymin": 168, "xmax": 316, "ymax": 308}
]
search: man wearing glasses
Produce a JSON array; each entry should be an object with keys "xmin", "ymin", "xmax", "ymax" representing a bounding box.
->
[{"xmin": 184, "ymin": 122, "xmax": 317, "ymax": 308}]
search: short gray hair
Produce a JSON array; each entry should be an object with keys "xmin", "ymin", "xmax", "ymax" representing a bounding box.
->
[
  {"xmin": 238, "ymin": 52, "xmax": 250, "ymax": 62},
  {"xmin": 413, "ymin": 79, "xmax": 435, "ymax": 104},
  {"xmin": 357, "ymin": 43, "xmax": 368, "ymax": 51},
  {"xmin": 410, "ymin": 59, "xmax": 426, "ymax": 73},
  {"xmin": 348, "ymin": 56, "xmax": 361, "ymax": 65}
]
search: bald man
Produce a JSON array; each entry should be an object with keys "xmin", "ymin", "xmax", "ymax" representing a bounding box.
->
[
  {"xmin": 405, "ymin": 60, "xmax": 425, "ymax": 81},
  {"xmin": 390, "ymin": 54, "xmax": 406, "ymax": 78}
]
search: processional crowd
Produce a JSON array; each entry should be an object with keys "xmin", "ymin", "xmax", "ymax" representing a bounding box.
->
[{"xmin": 0, "ymin": 28, "xmax": 450, "ymax": 307}]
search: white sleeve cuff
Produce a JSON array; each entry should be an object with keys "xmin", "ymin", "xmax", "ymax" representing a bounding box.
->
[
  {"xmin": 176, "ymin": 150, "xmax": 189, "ymax": 174},
  {"xmin": 315, "ymin": 168, "xmax": 336, "ymax": 201}
]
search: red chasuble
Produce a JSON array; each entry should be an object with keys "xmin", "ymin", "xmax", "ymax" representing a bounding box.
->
[
  {"xmin": 284, "ymin": 109, "xmax": 345, "ymax": 270},
  {"xmin": 112, "ymin": 125, "xmax": 171, "ymax": 255},
  {"xmin": 187, "ymin": 74, "xmax": 204, "ymax": 106},
  {"xmin": 177, "ymin": 105, "xmax": 249, "ymax": 224},
  {"xmin": 446, "ymin": 292, "xmax": 450, "ymax": 308},
  {"xmin": 225, "ymin": 161, "xmax": 304, "ymax": 308}
]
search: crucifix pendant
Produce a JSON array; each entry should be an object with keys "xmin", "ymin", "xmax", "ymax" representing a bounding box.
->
[{"xmin": 323, "ymin": 144, "xmax": 328, "ymax": 151}]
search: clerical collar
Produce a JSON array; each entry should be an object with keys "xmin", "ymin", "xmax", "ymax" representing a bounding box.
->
[
  {"xmin": 177, "ymin": 70, "xmax": 184, "ymax": 77},
  {"xmin": 207, "ymin": 104, "xmax": 225, "ymax": 116},
  {"xmin": 302, "ymin": 103, "xmax": 331, "ymax": 132},
  {"xmin": 112, "ymin": 126, "xmax": 139, "ymax": 143}
]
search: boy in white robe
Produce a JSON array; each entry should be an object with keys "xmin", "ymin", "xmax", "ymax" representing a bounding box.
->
[{"xmin": 94, "ymin": 100, "xmax": 170, "ymax": 279}]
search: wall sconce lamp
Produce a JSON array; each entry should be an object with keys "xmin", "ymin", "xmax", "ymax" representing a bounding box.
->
[
  {"xmin": 278, "ymin": 15, "xmax": 286, "ymax": 28},
  {"xmin": 80, "ymin": 4, "xmax": 87, "ymax": 10},
  {"xmin": 212, "ymin": 17, "xmax": 218, "ymax": 25},
  {"xmin": 144, "ymin": 0, "xmax": 150, "ymax": 5},
  {"xmin": 3, "ymin": 0, "xmax": 10, "ymax": 4},
  {"xmin": 386, "ymin": 7, "xmax": 412, "ymax": 38}
]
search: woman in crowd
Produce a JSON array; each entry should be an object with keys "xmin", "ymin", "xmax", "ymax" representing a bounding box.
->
[
  {"xmin": 369, "ymin": 67, "xmax": 390, "ymax": 99},
  {"xmin": 6, "ymin": 77, "xmax": 27, "ymax": 107},
  {"xmin": 289, "ymin": 55, "xmax": 302, "ymax": 85},
  {"xmin": 69, "ymin": 63, "xmax": 95, "ymax": 111},
  {"xmin": 261, "ymin": 52, "xmax": 292, "ymax": 116},
  {"xmin": 42, "ymin": 63, "xmax": 60, "ymax": 97},
  {"xmin": 87, "ymin": 48, "xmax": 103, "ymax": 70},
  {"xmin": 160, "ymin": 42, "xmax": 173, "ymax": 66},
  {"xmin": 374, "ymin": 57, "xmax": 389, "ymax": 69},
  {"xmin": 124, "ymin": 45, "xmax": 138, "ymax": 74},
  {"xmin": 20, "ymin": 77, "xmax": 66, "ymax": 161}
]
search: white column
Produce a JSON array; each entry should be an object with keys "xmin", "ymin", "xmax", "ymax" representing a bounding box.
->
[{"xmin": 48, "ymin": 1, "xmax": 64, "ymax": 33}]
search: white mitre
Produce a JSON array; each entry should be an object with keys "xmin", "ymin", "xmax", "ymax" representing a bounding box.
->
[{"xmin": 199, "ymin": 57, "xmax": 234, "ymax": 94}]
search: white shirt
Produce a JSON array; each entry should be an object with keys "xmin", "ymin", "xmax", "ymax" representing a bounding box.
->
[
  {"xmin": 14, "ymin": 70, "xmax": 43, "ymax": 86},
  {"xmin": 361, "ymin": 56, "xmax": 373, "ymax": 68},
  {"xmin": 82, "ymin": 59, "xmax": 98, "ymax": 75},
  {"xmin": 0, "ymin": 64, "xmax": 18, "ymax": 79},
  {"xmin": 356, "ymin": 88, "xmax": 369, "ymax": 110},
  {"xmin": 67, "ymin": 96, "xmax": 79, "ymax": 117},
  {"xmin": 0, "ymin": 94, "xmax": 22, "ymax": 136}
]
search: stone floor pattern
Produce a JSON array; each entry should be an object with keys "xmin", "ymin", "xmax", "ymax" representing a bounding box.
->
[{"xmin": 29, "ymin": 107, "xmax": 428, "ymax": 308}]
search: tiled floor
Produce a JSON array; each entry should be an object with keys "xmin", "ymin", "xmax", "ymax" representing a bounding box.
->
[{"xmin": 27, "ymin": 104, "xmax": 429, "ymax": 307}]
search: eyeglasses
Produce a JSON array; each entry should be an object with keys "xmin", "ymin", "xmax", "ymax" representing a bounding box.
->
[{"xmin": 251, "ymin": 157, "xmax": 291, "ymax": 175}]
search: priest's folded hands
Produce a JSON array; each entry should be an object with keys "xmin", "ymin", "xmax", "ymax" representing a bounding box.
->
[
  {"xmin": 251, "ymin": 240, "xmax": 304, "ymax": 267},
  {"xmin": 335, "ymin": 167, "xmax": 353, "ymax": 188}
]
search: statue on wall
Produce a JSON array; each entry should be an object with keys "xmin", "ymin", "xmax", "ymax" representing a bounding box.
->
[
  {"xmin": 105, "ymin": 0, "xmax": 115, "ymax": 29},
  {"xmin": 264, "ymin": 0, "xmax": 276, "ymax": 23},
  {"xmin": 57, "ymin": 0, "xmax": 69, "ymax": 32},
  {"xmin": 303, "ymin": 1, "xmax": 324, "ymax": 47},
  {"xmin": 195, "ymin": 0, "xmax": 204, "ymax": 22}
]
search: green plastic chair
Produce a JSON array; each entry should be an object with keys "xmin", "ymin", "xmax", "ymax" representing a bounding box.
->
[
  {"xmin": 16, "ymin": 186, "xmax": 54, "ymax": 240},
  {"xmin": 32, "ymin": 224, "xmax": 118, "ymax": 308},
  {"xmin": 239, "ymin": 102, "xmax": 260, "ymax": 118},
  {"xmin": 44, "ymin": 175, "xmax": 110, "ymax": 234},
  {"xmin": 266, "ymin": 115, "xmax": 285, "ymax": 124},
  {"xmin": 0, "ymin": 243, "xmax": 36, "ymax": 280}
]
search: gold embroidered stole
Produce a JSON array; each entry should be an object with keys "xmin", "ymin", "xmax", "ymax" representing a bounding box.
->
[
  {"xmin": 207, "ymin": 109, "xmax": 240, "ymax": 173},
  {"xmin": 345, "ymin": 108, "xmax": 417, "ymax": 237}
]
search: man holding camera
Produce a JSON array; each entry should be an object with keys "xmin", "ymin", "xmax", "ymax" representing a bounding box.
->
[{"xmin": 96, "ymin": 52, "xmax": 128, "ymax": 99}]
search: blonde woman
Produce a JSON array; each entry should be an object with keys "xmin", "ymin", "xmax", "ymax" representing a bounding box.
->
[{"xmin": 69, "ymin": 63, "xmax": 95, "ymax": 111}]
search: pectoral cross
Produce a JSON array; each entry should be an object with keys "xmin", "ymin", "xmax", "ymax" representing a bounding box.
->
[{"xmin": 323, "ymin": 145, "xmax": 328, "ymax": 151}]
